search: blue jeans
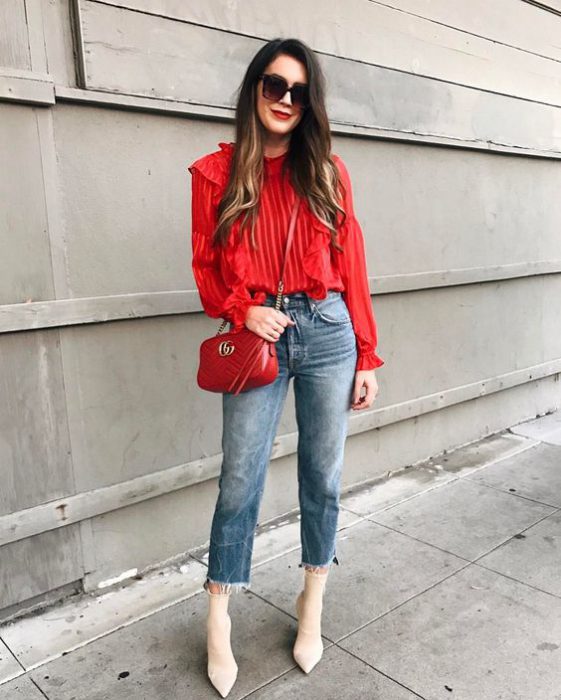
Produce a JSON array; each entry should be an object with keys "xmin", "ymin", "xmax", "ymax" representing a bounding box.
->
[{"xmin": 204, "ymin": 290, "xmax": 357, "ymax": 594}]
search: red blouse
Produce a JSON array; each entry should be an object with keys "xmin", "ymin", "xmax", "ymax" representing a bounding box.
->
[{"xmin": 188, "ymin": 142, "xmax": 384, "ymax": 371}]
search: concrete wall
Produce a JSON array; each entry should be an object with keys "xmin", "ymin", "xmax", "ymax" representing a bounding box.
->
[{"xmin": 1, "ymin": 0, "xmax": 560, "ymax": 619}]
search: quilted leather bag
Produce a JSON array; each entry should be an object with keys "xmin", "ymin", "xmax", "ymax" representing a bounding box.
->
[{"xmin": 197, "ymin": 198, "xmax": 301, "ymax": 395}]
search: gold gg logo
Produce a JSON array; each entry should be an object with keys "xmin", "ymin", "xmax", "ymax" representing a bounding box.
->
[{"xmin": 218, "ymin": 340, "xmax": 235, "ymax": 357}]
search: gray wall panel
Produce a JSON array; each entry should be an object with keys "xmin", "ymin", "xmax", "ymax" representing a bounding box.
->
[
  {"xmin": 0, "ymin": 525, "xmax": 82, "ymax": 610},
  {"xmin": 0, "ymin": 0, "xmax": 31, "ymax": 71},
  {"xmin": 380, "ymin": 277, "xmax": 561, "ymax": 405},
  {"xmin": 0, "ymin": 329, "xmax": 74, "ymax": 517},
  {"xmin": 0, "ymin": 104, "xmax": 56, "ymax": 306},
  {"xmin": 42, "ymin": 0, "xmax": 79, "ymax": 88},
  {"xmin": 337, "ymin": 372, "xmax": 561, "ymax": 492},
  {"xmin": 60, "ymin": 315, "xmax": 201, "ymax": 492},
  {"xmin": 83, "ymin": 478, "xmax": 219, "ymax": 590},
  {"xmin": 81, "ymin": 1, "xmax": 258, "ymax": 104},
  {"xmin": 59, "ymin": 307, "xmax": 302, "ymax": 494},
  {"xmin": 52, "ymin": 104, "xmax": 212, "ymax": 298},
  {"xmin": 333, "ymin": 137, "xmax": 561, "ymax": 276},
  {"xmin": 375, "ymin": 0, "xmax": 561, "ymax": 63},
  {"xmin": 326, "ymin": 55, "xmax": 561, "ymax": 153}
]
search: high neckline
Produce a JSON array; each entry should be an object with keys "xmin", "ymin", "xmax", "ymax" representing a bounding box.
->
[
  {"xmin": 264, "ymin": 149, "xmax": 288, "ymax": 177},
  {"xmin": 264, "ymin": 150, "xmax": 288, "ymax": 161},
  {"xmin": 217, "ymin": 141, "xmax": 287, "ymax": 175}
]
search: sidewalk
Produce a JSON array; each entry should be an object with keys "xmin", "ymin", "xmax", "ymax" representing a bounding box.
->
[{"xmin": 1, "ymin": 413, "xmax": 560, "ymax": 700}]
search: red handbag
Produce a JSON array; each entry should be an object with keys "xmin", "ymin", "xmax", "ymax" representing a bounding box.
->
[{"xmin": 197, "ymin": 198, "xmax": 301, "ymax": 395}]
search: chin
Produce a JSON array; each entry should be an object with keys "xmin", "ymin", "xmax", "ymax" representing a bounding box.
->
[
  {"xmin": 265, "ymin": 119, "xmax": 297, "ymax": 135},
  {"xmin": 270, "ymin": 126, "xmax": 292, "ymax": 136}
]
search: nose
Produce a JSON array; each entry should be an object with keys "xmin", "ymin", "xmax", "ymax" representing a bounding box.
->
[{"xmin": 279, "ymin": 90, "xmax": 292, "ymax": 107}]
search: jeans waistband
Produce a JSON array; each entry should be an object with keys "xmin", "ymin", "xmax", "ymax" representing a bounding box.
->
[{"xmin": 263, "ymin": 290, "xmax": 342, "ymax": 307}]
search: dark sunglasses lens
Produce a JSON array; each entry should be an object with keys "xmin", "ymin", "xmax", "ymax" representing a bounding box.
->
[
  {"xmin": 263, "ymin": 75, "xmax": 287, "ymax": 101},
  {"xmin": 291, "ymin": 85, "xmax": 308, "ymax": 108}
]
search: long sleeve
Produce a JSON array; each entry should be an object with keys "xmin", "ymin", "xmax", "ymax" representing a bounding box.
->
[
  {"xmin": 334, "ymin": 156, "xmax": 384, "ymax": 371},
  {"xmin": 189, "ymin": 165, "xmax": 260, "ymax": 329}
]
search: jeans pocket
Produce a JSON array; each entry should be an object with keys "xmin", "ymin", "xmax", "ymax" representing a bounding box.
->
[{"xmin": 311, "ymin": 294, "xmax": 352, "ymax": 325}]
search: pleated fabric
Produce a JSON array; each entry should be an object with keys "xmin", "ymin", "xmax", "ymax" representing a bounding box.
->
[{"xmin": 188, "ymin": 142, "xmax": 384, "ymax": 371}]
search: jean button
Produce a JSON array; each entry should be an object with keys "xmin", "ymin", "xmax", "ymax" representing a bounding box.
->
[{"xmin": 283, "ymin": 297, "xmax": 289, "ymax": 304}]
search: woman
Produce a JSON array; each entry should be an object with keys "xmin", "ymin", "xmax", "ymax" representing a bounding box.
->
[{"xmin": 188, "ymin": 37, "xmax": 384, "ymax": 698}]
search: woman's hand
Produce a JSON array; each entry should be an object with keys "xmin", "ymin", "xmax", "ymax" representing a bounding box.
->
[
  {"xmin": 351, "ymin": 369, "xmax": 379, "ymax": 410},
  {"xmin": 245, "ymin": 305, "xmax": 295, "ymax": 342}
]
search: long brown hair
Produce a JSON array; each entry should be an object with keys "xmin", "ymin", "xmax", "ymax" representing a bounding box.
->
[{"xmin": 213, "ymin": 38, "xmax": 347, "ymax": 253}]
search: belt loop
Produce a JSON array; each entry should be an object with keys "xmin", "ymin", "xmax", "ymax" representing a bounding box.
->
[{"xmin": 304, "ymin": 292, "xmax": 315, "ymax": 315}]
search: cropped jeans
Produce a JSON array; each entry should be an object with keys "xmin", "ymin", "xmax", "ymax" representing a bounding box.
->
[{"xmin": 204, "ymin": 290, "xmax": 357, "ymax": 594}]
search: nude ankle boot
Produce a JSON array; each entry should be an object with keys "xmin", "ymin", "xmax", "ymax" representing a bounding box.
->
[
  {"xmin": 292, "ymin": 568, "xmax": 328, "ymax": 673},
  {"xmin": 205, "ymin": 585, "xmax": 238, "ymax": 697}
]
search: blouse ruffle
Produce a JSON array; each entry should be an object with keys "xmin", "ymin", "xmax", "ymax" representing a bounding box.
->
[
  {"xmin": 187, "ymin": 143, "xmax": 229, "ymax": 217},
  {"xmin": 188, "ymin": 143, "xmax": 268, "ymax": 330},
  {"xmin": 188, "ymin": 141, "xmax": 334, "ymax": 318},
  {"xmin": 188, "ymin": 143, "xmax": 384, "ymax": 369},
  {"xmin": 300, "ymin": 205, "xmax": 334, "ymax": 301}
]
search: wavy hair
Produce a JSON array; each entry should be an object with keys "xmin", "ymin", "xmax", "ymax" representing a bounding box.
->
[{"xmin": 212, "ymin": 37, "xmax": 347, "ymax": 253}]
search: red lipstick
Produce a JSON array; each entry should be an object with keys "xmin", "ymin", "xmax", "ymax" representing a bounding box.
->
[{"xmin": 271, "ymin": 110, "xmax": 291, "ymax": 120}]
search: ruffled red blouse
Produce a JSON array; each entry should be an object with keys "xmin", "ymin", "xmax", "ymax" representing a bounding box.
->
[{"xmin": 187, "ymin": 142, "xmax": 384, "ymax": 371}]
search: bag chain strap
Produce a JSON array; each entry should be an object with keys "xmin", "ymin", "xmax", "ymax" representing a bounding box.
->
[{"xmin": 215, "ymin": 198, "xmax": 301, "ymax": 335}]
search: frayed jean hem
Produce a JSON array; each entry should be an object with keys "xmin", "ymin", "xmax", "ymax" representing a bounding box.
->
[
  {"xmin": 203, "ymin": 577, "xmax": 251, "ymax": 595},
  {"xmin": 299, "ymin": 555, "xmax": 339, "ymax": 572}
]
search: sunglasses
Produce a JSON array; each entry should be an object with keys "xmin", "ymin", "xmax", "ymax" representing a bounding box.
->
[{"xmin": 259, "ymin": 73, "xmax": 309, "ymax": 109}]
